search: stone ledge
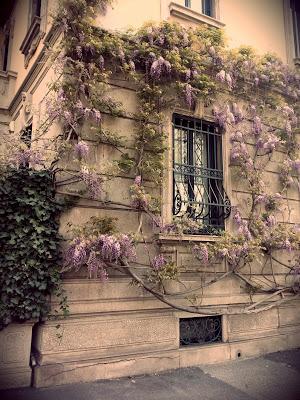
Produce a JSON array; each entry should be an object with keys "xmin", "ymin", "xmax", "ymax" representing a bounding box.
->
[{"xmin": 33, "ymin": 350, "xmax": 180, "ymax": 387}]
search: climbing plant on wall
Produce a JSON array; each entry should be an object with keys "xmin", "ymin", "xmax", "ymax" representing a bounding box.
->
[
  {"xmin": 1, "ymin": 0, "xmax": 300, "ymax": 319},
  {"xmin": 0, "ymin": 168, "xmax": 67, "ymax": 329}
]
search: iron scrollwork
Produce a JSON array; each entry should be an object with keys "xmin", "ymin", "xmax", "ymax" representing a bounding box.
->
[
  {"xmin": 180, "ymin": 316, "xmax": 222, "ymax": 346},
  {"xmin": 173, "ymin": 115, "xmax": 231, "ymax": 233}
]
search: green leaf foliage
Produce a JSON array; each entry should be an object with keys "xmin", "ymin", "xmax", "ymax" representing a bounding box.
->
[{"xmin": 0, "ymin": 168, "xmax": 65, "ymax": 329}]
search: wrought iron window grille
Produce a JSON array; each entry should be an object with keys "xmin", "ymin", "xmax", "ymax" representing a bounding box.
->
[
  {"xmin": 180, "ymin": 316, "xmax": 222, "ymax": 346},
  {"xmin": 173, "ymin": 115, "xmax": 231, "ymax": 235}
]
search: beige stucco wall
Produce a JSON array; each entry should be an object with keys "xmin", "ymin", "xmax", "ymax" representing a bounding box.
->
[
  {"xmin": 220, "ymin": 0, "xmax": 287, "ymax": 61},
  {"xmin": 0, "ymin": 0, "xmax": 291, "ymax": 109},
  {"xmin": 100, "ymin": 0, "xmax": 288, "ymax": 61}
]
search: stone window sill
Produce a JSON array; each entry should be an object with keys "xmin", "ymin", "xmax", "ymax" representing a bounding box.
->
[
  {"xmin": 157, "ymin": 233, "xmax": 221, "ymax": 244},
  {"xmin": 20, "ymin": 16, "xmax": 42, "ymax": 67},
  {"xmin": 169, "ymin": 2, "xmax": 225, "ymax": 29}
]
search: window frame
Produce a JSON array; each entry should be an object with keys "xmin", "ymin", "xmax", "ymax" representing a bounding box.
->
[
  {"xmin": 171, "ymin": 113, "xmax": 231, "ymax": 235},
  {"xmin": 20, "ymin": 0, "xmax": 48, "ymax": 68},
  {"xmin": 283, "ymin": 0, "xmax": 300, "ymax": 65},
  {"xmin": 202, "ymin": 0, "xmax": 216, "ymax": 19}
]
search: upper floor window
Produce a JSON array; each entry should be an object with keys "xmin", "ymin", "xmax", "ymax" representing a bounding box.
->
[
  {"xmin": 185, "ymin": 0, "xmax": 191, "ymax": 7},
  {"xmin": 291, "ymin": 0, "xmax": 300, "ymax": 58},
  {"xmin": 202, "ymin": 0, "xmax": 215, "ymax": 18},
  {"xmin": 30, "ymin": 0, "xmax": 42, "ymax": 25},
  {"xmin": 1, "ymin": 31, "xmax": 10, "ymax": 71},
  {"xmin": 173, "ymin": 115, "xmax": 230, "ymax": 235},
  {"xmin": 20, "ymin": 0, "xmax": 47, "ymax": 67}
]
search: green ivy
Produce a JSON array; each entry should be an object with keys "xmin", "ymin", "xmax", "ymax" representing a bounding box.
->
[{"xmin": 0, "ymin": 168, "xmax": 66, "ymax": 329}]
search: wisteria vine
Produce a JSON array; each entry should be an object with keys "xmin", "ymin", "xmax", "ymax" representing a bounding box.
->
[{"xmin": 2, "ymin": 0, "xmax": 300, "ymax": 316}]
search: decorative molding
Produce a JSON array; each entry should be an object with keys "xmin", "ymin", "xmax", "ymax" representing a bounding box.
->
[
  {"xmin": 9, "ymin": 24, "xmax": 61, "ymax": 116},
  {"xmin": 169, "ymin": 2, "xmax": 225, "ymax": 29},
  {"xmin": 20, "ymin": 16, "xmax": 42, "ymax": 68}
]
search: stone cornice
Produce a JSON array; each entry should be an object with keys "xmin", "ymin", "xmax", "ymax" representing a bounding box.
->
[{"xmin": 169, "ymin": 2, "xmax": 225, "ymax": 29}]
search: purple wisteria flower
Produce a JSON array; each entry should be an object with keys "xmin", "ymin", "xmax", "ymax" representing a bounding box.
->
[
  {"xmin": 63, "ymin": 238, "xmax": 88, "ymax": 270},
  {"xmin": 230, "ymin": 130, "xmax": 243, "ymax": 143},
  {"xmin": 265, "ymin": 215, "xmax": 276, "ymax": 227},
  {"xmin": 291, "ymin": 159, "xmax": 300, "ymax": 173},
  {"xmin": 64, "ymin": 233, "xmax": 137, "ymax": 275},
  {"xmin": 118, "ymin": 234, "xmax": 136, "ymax": 262},
  {"xmin": 134, "ymin": 175, "xmax": 142, "ymax": 185},
  {"xmin": 252, "ymin": 116, "xmax": 262, "ymax": 135},
  {"xmin": 80, "ymin": 168, "xmax": 102, "ymax": 199},
  {"xmin": 232, "ymin": 103, "xmax": 243, "ymax": 122},
  {"xmin": 216, "ymin": 70, "xmax": 226, "ymax": 82},
  {"xmin": 150, "ymin": 56, "xmax": 171, "ymax": 80},
  {"xmin": 233, "ymin": 208, "xmax": 251, "ymax": 239},
  {"xmin": 225, "ymin": 72, "xmax": 233, "ymax": 89},
  {"xmin": 184, "ymin": 83, "xmax": 194, "ymax": 108},
  {"xmin": 100, "ymin": 235, "xmax": 121, "ymax": 262},
  {"xmin": 151, "ymin": 254, "xmax": 167, "ymax": 270},
  {"xmin": 92, "ymin": 108, "xmax": 101, "ymax": 124},
  {"xmin": 217, "ymin": 248, "xmax": 229, "ymax": 258},
  {"xmin": 282, "ymin": 239, "xmax": 292, "ymax": 252},
  {"xmin": 193, "ymin": 244, "xmax": 209, "ymax": 264},
  {"xmin": 230, "ymin": 142, "xmax": 250, "ymax": 164},
  {"xmin": 12, "ymin": 149, "xmax": 43, "ymax": 168},
  {"xmin": 74, "ymin": 141, "xmax": 89, "ymax": 158},
  {"xmin": 257, "ymin": 133, "xmax": 281, "ymax": 152},
  {"xmin": 86, "ymin": 251, "xmax": 105, "ymax": 279}
]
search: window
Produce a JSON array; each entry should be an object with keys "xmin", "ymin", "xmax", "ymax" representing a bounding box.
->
[
  {"xmin": 2, "ymin": 31, "xmax": 10, "ymax": 71},
  {"xmin": 185, "ymin": 0, "xmax": 191, "ymax": 8},
  {"xmin": 202, "ymin": 0, "xmax": 215, "ymax": 18},
  {"xmin": 291, "ymin": 0, "xmax": 300, "ymax": 58},
  {"xmin": 180, "ymin": 316, "xmax": 222, "ymax": 346},
  {"xmin": 30, "ymin": 0, "xmax": 42, "ymax": 24},
  {"xmin": 20, "ymin": 124, "xmax": 33, "ymax": 168},
  {"xmin": 173, "ymin": 115, "xmax": 230, "ymax": 234},
  {"xmin": 21, "ymin": 124, "xmax": 33, "ymax": 148},
  {"xmin": 20, "ymin": 0, "xmax": 47, "ymax": 67}
]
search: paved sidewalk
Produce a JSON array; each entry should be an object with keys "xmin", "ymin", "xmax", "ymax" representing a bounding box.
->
[{"xmin": 1, "ymin": 349, "xmax": 300, "ymax": 400}]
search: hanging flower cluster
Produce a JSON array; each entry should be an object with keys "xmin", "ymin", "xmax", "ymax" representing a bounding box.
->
[{"xmin": 63, "ymin": 233, "xmax": 136, "ymax": 279}]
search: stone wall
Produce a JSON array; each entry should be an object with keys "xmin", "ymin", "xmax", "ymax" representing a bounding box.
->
[{"xmin": 29, "ymin": 73, "xmax": 300, "ymax": 387}]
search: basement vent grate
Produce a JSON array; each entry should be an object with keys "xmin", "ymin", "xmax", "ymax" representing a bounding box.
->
[{"xmin": 179, "ymin": 316, "xmax": 222, "ymax": 346}]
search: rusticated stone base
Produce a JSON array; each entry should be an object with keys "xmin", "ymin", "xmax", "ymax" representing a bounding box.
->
[
  {"xmin": 33, "ymin": 329, "xmax": 300, "ymax": 388},
  {"xmin": 0, "ymin": 322, "xmax": 33, "ymax": 389},
  {"xmin": 32, "ymin": 300, "xmax": 300, "ymax": 388}
]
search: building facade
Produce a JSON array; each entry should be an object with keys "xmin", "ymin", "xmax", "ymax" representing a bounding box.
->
[{"xmin": 0, "ymin": 0, "xmax": 300, "ymax": 389}]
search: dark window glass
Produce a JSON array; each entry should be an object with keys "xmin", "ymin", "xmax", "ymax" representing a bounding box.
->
[
  {"xmin": 202, "ymin": 0, "xmax": 214, "ymax": 18},
  {"xmin": 291, "ymin": 0, "xmax": 300, "ymax": 57},
  {"xmin": 20, "ymin": 124, "xmax": 32, "ymax": 167},
  {"xmin": 2, "ymin": 33, "xmax": 10, "ymax": 71},
  {"xmin": 21, "ymin": 124, "xmax": 32, "ymax": 148},
  {"xmin": 31, "ymin": 0, "xmax": 41, "ymax": 23},
  {"xmin": 172, "ymin": 115, "xmax": 230, "ymax": 234},
  {"xmin": 185, "ymin": 0, "xmax": 191, "ymax": 8}
]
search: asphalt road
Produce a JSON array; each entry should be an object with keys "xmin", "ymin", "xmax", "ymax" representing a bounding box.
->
[{"xmin": 1, "ymin": 349, "xmax": 300, "ymax": 400}]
